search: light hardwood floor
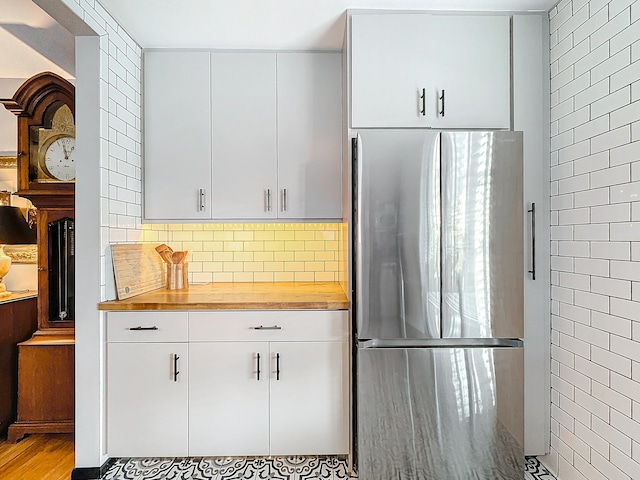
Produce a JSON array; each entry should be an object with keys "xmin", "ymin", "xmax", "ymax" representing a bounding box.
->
[{"xmin": 0, "ymin": 434, "xmax": 74, "ymax": 480}]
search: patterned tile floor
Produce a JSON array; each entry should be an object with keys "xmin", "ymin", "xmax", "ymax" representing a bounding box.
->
[{"xmin": 103, "ymin": 455, "xmax": 557, "ymax": 479}]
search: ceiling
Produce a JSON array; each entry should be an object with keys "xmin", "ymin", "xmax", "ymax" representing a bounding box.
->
[
  {"xmin": 98, "ymin": 0, "xmax": 558, "ymax": 50},
  {"xmin": 0, "ymin": 0, "xmax": 75, "ymax": 78}
]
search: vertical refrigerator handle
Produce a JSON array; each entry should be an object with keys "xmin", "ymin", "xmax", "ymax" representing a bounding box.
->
[
  {"xmin": 353, "ymin": 135, "xmax": 363, "ymax": 336},
  {"xmin": 528, "ymin": 203, "xmax": 536, "ymax": 280}
]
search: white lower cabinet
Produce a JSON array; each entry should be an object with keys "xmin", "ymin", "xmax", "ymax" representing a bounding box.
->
[
  {"xmin": 106, "ymin": 310, "xmax": 349, "ymax": 457},
  {"xmin": 269, "ymin": 341, "xmax": 349, "ymax": 455},
  {"xmin": 107, "ymin": 342, "xmax": 189, "ymax": 457},
  {"xmin": 189, "ymin": 341, "xmax": 270, "ymax": 456}
]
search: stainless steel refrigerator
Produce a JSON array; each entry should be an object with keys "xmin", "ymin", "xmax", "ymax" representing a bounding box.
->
[{"xmin": 354, "ymin": 130, "xmax": 524, "ymax": 479}]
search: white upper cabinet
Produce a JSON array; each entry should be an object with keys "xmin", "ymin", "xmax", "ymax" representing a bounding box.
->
[
  {"xmin": 211, "ymin": 53, "xmax": 278, "ymax": 219},
  {"xmin": 144, "ymin": 52, "xmax": 212, "ymax": 220},
  {"xmin": 350, "ymin": 13, "xmax": 511, "ymax": 129},
  {"xmin": 277, "ymin": 53, "xmax": 342, "ymax": 219},
  {"xmin": 143, "ymin": 51, "xmax": 342, "ymax": 222}
]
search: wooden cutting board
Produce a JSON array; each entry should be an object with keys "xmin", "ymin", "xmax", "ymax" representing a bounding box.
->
[{"xmin": 111, "ymin": 244, "xmax": 165, "ymax": 300}]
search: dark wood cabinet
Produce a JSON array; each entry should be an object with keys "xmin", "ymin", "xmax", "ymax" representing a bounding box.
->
[{"xmin": 0, "ymin": 295, "xmax": 37, "ymax": 438}]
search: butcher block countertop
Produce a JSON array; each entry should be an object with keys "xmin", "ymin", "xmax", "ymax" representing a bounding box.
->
[{"xmin": 98, "ymin": 282, "xmax": 349, "ymax": 311}]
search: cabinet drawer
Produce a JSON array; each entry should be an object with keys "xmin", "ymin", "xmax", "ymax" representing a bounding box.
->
[
  {"xmin": 189, "ymin": 311, "xmax": 348, "ymax": 342},
  {"xmin": 107, "ymin": 312, "xmax": 188, "ymax": 342}
]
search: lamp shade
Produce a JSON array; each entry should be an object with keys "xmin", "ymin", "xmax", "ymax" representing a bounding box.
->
[{"xmin": 0, "ymin": 206, "xmax": 37, "ymax": 244}]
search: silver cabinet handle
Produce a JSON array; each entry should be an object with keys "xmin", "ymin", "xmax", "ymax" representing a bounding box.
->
[
  {"xmin": 256, "ymin": 352, "xmax": 261, "ymax": 381},
  {"xmin": 275, "ymin": 352, "xmax": 280, "ymax": 381},
  {"xmin": 173, "ymin": 353, "xmax": 180, "ymax": 382},
  {"xmin": 420, "ymin": 88, "xmax": 426, "ymax": 116},
  {"xmin": 282, "ymin": 188, "xmax": 288, "ymax": 212},
  {"xmin": 528, "ymin": 203, "xmax": 536, "ymax": 280},
  {"xmin": 252, "ymin": 325, "xmax": 282, "ymax": 330},
  {"xmin": 198, "ymin": 189, "xmax": 206, "ymax": 211},
  {"xmin": 266, "ymin": 189, "xmax": 272, "ymax": 212}
]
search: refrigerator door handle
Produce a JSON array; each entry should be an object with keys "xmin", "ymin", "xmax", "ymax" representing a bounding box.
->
[
  {"xmin": 528, "ymin": 202, "xmax": 536, "ymax": 280},
  {"xmin": 359, "ymin": 338, "xmax": 523, "ymax": 349}
]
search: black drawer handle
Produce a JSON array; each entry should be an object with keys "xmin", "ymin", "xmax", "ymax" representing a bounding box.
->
[
  {"xmin": 252, "ymin": 325, "xmax": 282, "ymax": 330},
  {"xmin": 173, "ymin": 354, "xmax": 180, "ymax": 382},
  {"xmin": 128, "ymin": 326, "xmax": 159, "ymax": 331}
]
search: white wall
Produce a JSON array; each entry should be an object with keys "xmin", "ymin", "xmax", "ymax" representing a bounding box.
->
[
  {"xmin": 34, "ymin": 0, "xmax": 144, "ymax": 469},
  {"xmin": 545, "ymin": 0, "xmax": 640, "ymax": 478}
]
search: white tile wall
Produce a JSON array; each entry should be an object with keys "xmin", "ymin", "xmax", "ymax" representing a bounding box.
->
[
  {"xmin": 61, "ymin": 0, "xmax": 145, "ymax": 300},
  {"xmin": 547, "ymin": 1, "xmax": 640, "ymax": 478}
]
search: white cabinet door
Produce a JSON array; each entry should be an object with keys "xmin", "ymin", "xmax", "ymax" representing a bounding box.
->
[
  {"xmin": 107, "ymin": 342, "xmax": 188, "ymax": 457},
  {"xmin": 351, "ymin": 14, "xmax": 432, "ymax": 128},
  {"xmin": 144, "ymin": 52, "xmax": 212, "ymax": 220},
  {"xmin": 211, "ymin": 53, "xmax": 277, "ymax": 219},
  {"xmin": 189, "ymin": 342, "xmax": 270, "ymax": 456},
  {"xmin": 269, "ymin": 341, "xmax": 349, "ymax": 455},
  {"xmin": 350, "ymin": 13, "xmax": 510, "ymax": 129},
  {"xmin": 277, "ymin": 53, "xmax": 343, "ymax": 219},
  {"xmin": 428, "ymin": 15, "xmax": 510, "ymax": 129}
]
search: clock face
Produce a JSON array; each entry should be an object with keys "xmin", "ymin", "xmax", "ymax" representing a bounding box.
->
[{"xmin": 43, "ymin": 136, "xmax": 76, "ymax": 181}]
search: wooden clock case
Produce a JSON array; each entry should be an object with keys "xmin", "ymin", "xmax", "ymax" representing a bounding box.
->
[{"xmin": 1, "ymin": 72, "xmax": 75, "ymax": 442}]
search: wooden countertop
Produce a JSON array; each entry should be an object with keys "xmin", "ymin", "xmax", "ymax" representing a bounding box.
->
[
  {"xmin": 0, "ymin": 290, "xmax": 37, "ymax": 304},
  {"xmin": 98, "ymin": 282, "xmax": 349, "ymax": 311}
]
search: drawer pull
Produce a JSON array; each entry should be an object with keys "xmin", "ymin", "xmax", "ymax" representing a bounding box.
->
[
  {"xmin": 173, "ymin": 353, "xmax": 180, "ymax": 382},
  {"xmin": 256, "ymin": 353, "xmax": 261, "ymax": 381},
  {"xmin": 128, "ymin": 326, "xmax": 159, "ymax": 331},
  {"xmin": 276, "ymin": 353, "xmax": 281, "ymax": 381},
  {"xmin": 252, "ymin": 325, "xmax": 282, "ymax": 330}
]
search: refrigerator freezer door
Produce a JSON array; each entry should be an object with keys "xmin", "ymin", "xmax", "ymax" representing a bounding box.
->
[
  {"xmin": 440, "ymin": 131, "xmax": 524, "ymax": 339},
  {"xmin": 355, "ymin": 131, "xmax": 441, "ymax": 341},
  {"xmin": 357, "ymin": 346, "xmax": 524, "ymax": 480}
]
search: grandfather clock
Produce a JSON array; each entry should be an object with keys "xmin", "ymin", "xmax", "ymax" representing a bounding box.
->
[{"xmin": 1, "ymin": 72, "xmax": 75, "ymax": 442}]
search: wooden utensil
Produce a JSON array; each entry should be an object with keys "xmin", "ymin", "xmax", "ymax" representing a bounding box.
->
[
  {"xmin": 160, "ymin": 249, "xmax": 174, "ymax": 264},
  {"xmin": 154, "ymin": 243, "xmax": 173, "ymax": 255},
  {"xmin": 171, "ymin": 251, "xmax": 186, "ymax": 264}
]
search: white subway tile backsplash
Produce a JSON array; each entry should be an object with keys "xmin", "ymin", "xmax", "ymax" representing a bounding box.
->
[
  {"xmin": 574, "ymin": 186, "xmax": 610, "ymax": 207},
  {"xmin": 591, "ymin": 48, "xmax": 631, "ymax": 85},
  {"xmin": 591, "ymin": 275, "xmax": 631, "ymax": 298},
  {"xmin": 559, "ymin": 207, "xmax": 591, "ymax": 224},
  {"xmin": 575, "ymin": 115, "xmax": 610, "ymax": 142},
  {"xmin": 552, "ymin": 97, "xmax": 576, "ymax": 122},
  {"xmin": 591, "ymin": 164, "xmax": 631, "ymax": 187},
  {"xmin": 610, "ymin": 141, "xmax": 640, "ymax": 166},
  {"xmin": 559, "ymin": 42, "xmax": 591, "ymax": 75},
  {"xmin": 611, "ymin": 99, "xmax": 640, "ymax": 129},
  {"xmin": 610, "ymin": 260, "xmax": 640, "ymax": 281},
  {"xmin": 575, "ymin": 257, "xmax": 609, "ymax": 276},
  {"xmin": 552, "ymin": 161, "xmax": 575, "ymax": 181},
  {"xmin": 559, "ymin": 140, "xmax": 591, "ymax": 164},
  {"xmin": 592, "ymin": 10, "xmax": 631, "ymax": 49},
  {"xmin": 610, "ymin": 296, "xmax": 640, "ymax": 318},
  {"xmin": 591, "ymin": 203, "xmax": 630, "ymax": 223},
  {"xmin": 591, "ymin": 125, "xmax": 631, "ymax": 154},
  {"xmin": 559, "ymin": 106, "xmax": 591, "ymax": 133},
  {"xmin": 574, "ymin": 289, "xmax": 610, "ymax": 312},
  {"xmin": 592, "ymin": 87, "xmax": 631, "ymax": 120},
  {"xmin": 609, "ymin": 0, "xmax": 636, "ymax": 19},
  {"xmin": 591, "ymin": 310, "xmax": 632, "ymax": 338},
  {"xmin": 560, "ymin": 173, "xmax": 591, "ymax": 193},
  {"xmin": 574, "ymin": 223, "xmax": 609, "ymax": 240},
  {"xmin": 611, "ymin": 58, "xmax": 640, "ymax": 92},
  {"xmin": 591, "ymin": 241, "xmax": 631, "ymax": 260},
  {"xmin": 575, "ymin": 78, "xmax": 610, "ymax": 109},
  {"xmin": 592, "ymin": 380, "xmax": 633, "ymax": 417},
  {"xmin": 559, "ymin": 72, "xmax": 592, "ymax": 102},
  {"xmin": 610, "ymin": 222, "xmax": 640, "ymax": 240},
  {"xmin": 575, "ymin": 151, "xmax": 609, "ymax": 175}
]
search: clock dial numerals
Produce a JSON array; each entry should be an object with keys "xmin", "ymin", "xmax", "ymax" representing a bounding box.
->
[{"xmin": 43, "ymin": 136, "xmax": 76, "ymax": 181}]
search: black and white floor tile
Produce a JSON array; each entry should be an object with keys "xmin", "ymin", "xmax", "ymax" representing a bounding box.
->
[{"xmin": 103, "ymin": 455, "xmax": 556, "ymax": 479}]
